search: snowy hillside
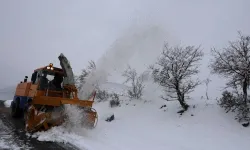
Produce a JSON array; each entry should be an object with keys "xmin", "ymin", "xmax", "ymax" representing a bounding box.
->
[{"xmin": 23, "ymin": 82, "xmax": 249, "ymax": 150}]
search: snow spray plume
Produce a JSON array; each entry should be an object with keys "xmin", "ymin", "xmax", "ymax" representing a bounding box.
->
[
  {"xmin": 79, "ymin": 23, "xmax": 177, "ymax": 99},
  {"xmin": 61, "ymin": 105, "xmax": 89, "ymax": 134}
]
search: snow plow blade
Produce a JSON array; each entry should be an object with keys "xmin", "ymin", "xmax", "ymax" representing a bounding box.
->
[
  {"xmin": 25, "ymin": 92, "xmax": 98, "ymax": 133},
  {"xmin": 11, "ymin": 53, "xmax": 98, "ymax": 133}
]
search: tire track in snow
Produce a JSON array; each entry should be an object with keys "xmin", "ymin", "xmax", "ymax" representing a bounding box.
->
[{"xmin": 0, "ymin": 100, "xmax": 80, "ymax": 150}]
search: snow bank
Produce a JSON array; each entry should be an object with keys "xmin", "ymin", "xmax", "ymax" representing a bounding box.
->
[
  {"xmin": 0, "ymin": 99, "xmax": 12, "ymax": 107},
  {"xmin": 4, "ymin": 100, "xmax": 12, "ymax": 107},
  {"xmin": 32, "ymin": 87, "xmax": 250, "ymax": 150}
]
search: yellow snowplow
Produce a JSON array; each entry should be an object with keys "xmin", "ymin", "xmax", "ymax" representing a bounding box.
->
[{"xmin": 10, "ymin": 54, "xmax": 98, "ymax": 132}]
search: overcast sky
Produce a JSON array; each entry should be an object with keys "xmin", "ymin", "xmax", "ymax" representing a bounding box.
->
[{"xmin": 0, "ymin": 0, "xmax": 250, "ymax": 89}]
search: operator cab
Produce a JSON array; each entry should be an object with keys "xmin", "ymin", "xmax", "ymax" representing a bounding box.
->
[{"xmin": 31, "ymin": 63, "xmax": 65, "ymax": 91}]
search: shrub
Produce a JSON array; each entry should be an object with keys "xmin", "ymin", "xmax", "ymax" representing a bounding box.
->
[{"xmin": 109, "ymin": 93, "xmax": 120, "ymax": 108}]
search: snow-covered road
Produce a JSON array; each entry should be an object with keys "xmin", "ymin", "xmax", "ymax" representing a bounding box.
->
[
  {"xmin": 0, "ymin": 100, "xmax": 80, "ymax": 150},
  {"xmin": 0, "ymin": 118, "xmax": 32, "ymax": 150}
]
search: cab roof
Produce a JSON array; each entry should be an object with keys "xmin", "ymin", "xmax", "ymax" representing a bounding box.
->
[{"xmin": 34, "ymin": 66, "xmax": 64, "ymax": 75}]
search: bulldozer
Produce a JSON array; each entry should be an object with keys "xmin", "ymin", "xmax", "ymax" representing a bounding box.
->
[{"xmin": 10, "ymin": 53, "xmax": 98, "ymax": 132}]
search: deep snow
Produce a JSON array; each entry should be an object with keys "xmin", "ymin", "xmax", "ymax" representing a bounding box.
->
[
  {"xmin": 2, "ymin": 88, "xmax": 250, "ymax": 150},
  {"xmin": 26, "ymin": 82, "xmax": 250, "ymax": 150}
]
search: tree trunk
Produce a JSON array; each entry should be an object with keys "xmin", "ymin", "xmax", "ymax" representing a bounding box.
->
[
  {"xmin": 243, "ymin": 78, "xmax": 248, "ymax": 104},
  {"xmin": 176, "ymin": 83, "xmax": 189, "ymax": 111}
]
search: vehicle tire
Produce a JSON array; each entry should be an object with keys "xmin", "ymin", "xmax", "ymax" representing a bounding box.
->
[
  {"xmin": 11, "ymin": 98, "xmax": 21, "ymax": 118},
  {"xmin": 23, "ymin": 111, "xmax": 27, "ymax": 126},
  {"xmin": 11, "ymin": 101, "xmax": 18, "ymax": 117}
]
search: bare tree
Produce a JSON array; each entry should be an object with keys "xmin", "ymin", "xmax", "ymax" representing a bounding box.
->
[
  {"xmin": 87, "ymin": 60, "xmax": 96, "ymax": 71},
  {"xmin": 150, "ymin": 43, "xmax": 204, "ymax": 111},
  {"xmin": 210, "ymin": 32, "xmax": 250, "ymax": 122},
  {"xmin": 210, "ymin": 32, "xmax": 250, "ymax": 104},
  {"xmin": 95, "ymin": 86, "xmax": 110, "ymax": 102},
  {"xmin": 110, "ymin": 93, "xmax": 120, "ymax": 108},
  {"xmin": 204, "ymin": 77, "xmax": 212, "ymax": 100},
  {"xmin": 75, "ymin": 60, "xmax": 96, "ymax": 90},
  {"xmin": 122, "ymin": 65, "xmax": 146, "ymax": 99},
  {"xmin": 74, "ymin": 75, "xmax": 80, "ymax": 90}
]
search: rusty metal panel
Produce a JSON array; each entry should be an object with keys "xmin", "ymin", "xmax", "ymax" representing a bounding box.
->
[
  {"xmin": 28, "ymin": 84, "xmax": 38, "ymax": 97},
  {"xmin": 33, "ymin": 96, "xmax": 62, "ymax": 106},
  {"xmin": 15, "ymin": 82, "xmax": 31, "ymax": 97}
]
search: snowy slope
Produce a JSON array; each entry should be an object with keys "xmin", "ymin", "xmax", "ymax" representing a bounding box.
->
[{"xmin": 29, "ymin": 82, "xmax": 250, "ymax": 150}]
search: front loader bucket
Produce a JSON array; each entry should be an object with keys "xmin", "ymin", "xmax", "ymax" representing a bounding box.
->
[
  {"xmin": 25, "ymin": 106, "xmax": 65, "ymax": 133},
  {"xmin": 61, "ymin": 91, "xmax": 98, "ymax": 128},
  {"xmin": 25, "ymin": 91, "xmax": 98, "ymax": 132}
]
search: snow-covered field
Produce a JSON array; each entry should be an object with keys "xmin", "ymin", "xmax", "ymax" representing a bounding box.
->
[
  {"xmin": 19, "ymin": 82, "xmax": 248, "ymax": 150},
  {"xmin": 1, "ymin": 78, "xmax": 250, "ymax": 150},
  {"xmin": 1, "ymin": 47, "xmax": 250, "ymax": 150},
  {"xmin": 2, "ymin": 92, "xmax": 250, "ymax": 150}
]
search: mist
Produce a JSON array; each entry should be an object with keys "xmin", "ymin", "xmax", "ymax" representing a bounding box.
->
[
  {"xmin": 79, "ymin": 21, "xmax": 177, "ymax": 99},
  {"xmin": 0, "ymin": 0, "xmax": 250, "ymax": 100}
]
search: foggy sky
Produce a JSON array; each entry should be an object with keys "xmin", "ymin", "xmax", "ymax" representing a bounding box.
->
[{"xmin": 0, "ymin": 0, "xmax": 250, "ymax": 89}]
